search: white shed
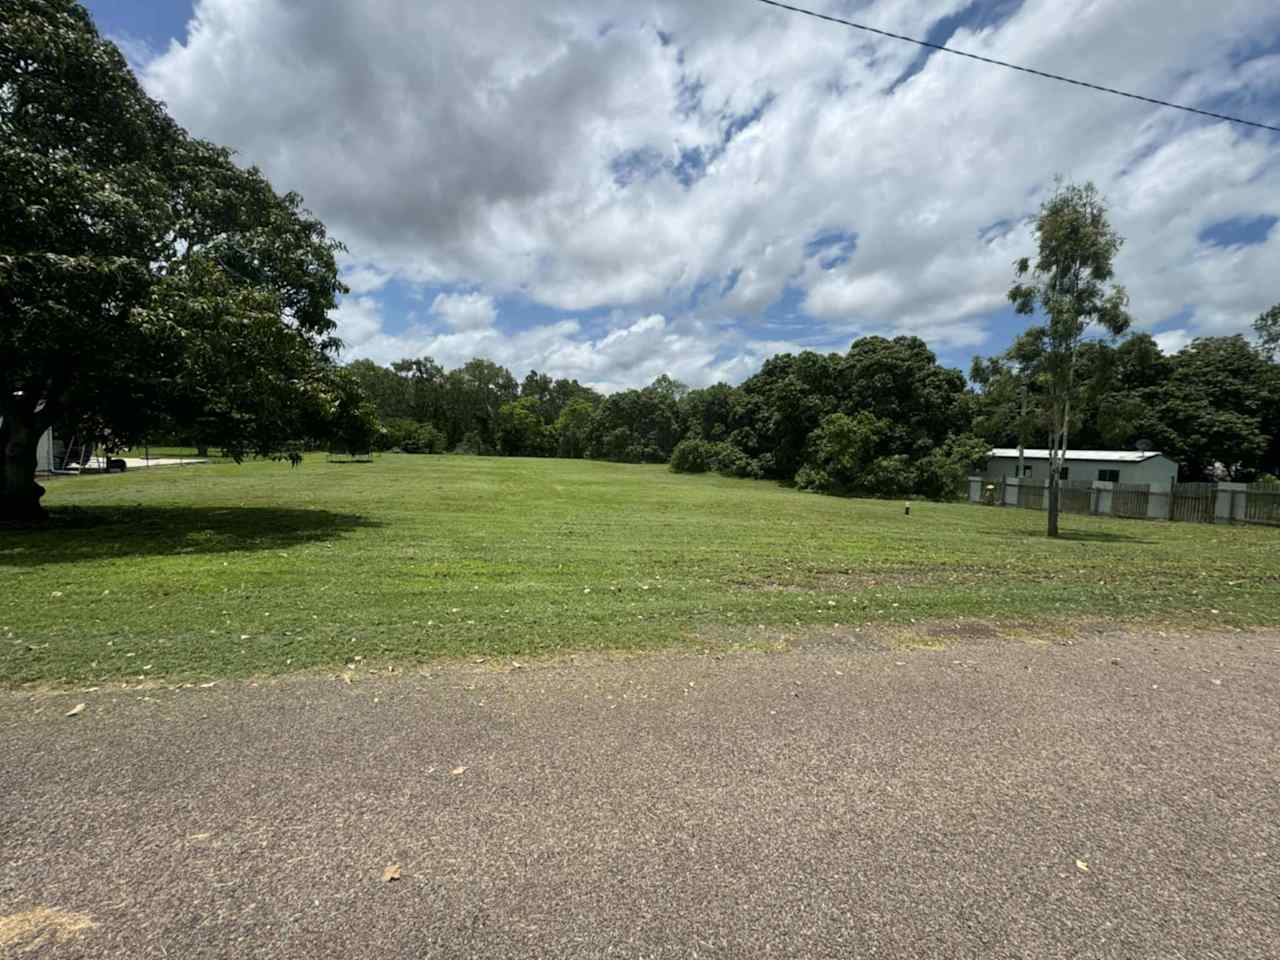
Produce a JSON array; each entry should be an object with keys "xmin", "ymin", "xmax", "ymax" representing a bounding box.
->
[{"xmin": 983, "ymin": 448, "xmax": 1179, "ymax": 487}]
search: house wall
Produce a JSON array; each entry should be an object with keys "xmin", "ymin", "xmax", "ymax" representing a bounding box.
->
[{"xmin": 982, "ymin": 455, "xmax": 1177, "ymax": 488}]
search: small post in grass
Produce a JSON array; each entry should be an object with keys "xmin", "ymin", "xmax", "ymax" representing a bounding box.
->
[{"xmin": 904, "ymin": 501, "xmax": 911, "ymax": 517}]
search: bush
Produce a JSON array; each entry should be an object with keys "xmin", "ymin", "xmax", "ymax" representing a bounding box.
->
[
  {"xmin": 794, "ymin": 464, "xmax": 831, "ymax": 492},
  {"xmin": 382, "ymin": 418, "xmax": 444, "ymax": 454},
  {"xmin": 914, "ymin": 435, "xmax": 991, "ymax": 500},
  {"xmin": 802, "ymin": 411, "xmax": 888, "ymax": 492},
  {"xmin": 670, "ymin": 438, "xmax": 711, "ymax": 473},
  {"xmin": 453, "ymin": 430, "xmax": 494, "ymax": 456},
  {"xmin": 706, "ymin": 442, "xmax": 761, "ymax": 479},
  {"xmin": 861, "ymin": 455, "xmax": 916, "ymax": 498},
  {"xmin": 401, "ymin": 423, "xmax": 446, "ymax": 455}
]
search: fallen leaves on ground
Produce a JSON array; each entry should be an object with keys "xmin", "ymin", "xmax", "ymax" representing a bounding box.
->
[
  {"xmin": 450, "ymin": 766, "xmax": 467, "ymax": 776},
  {"xmin": 382, "ymin": 864, "xmax": 401, "ymax": 882},
  {"xmin": 65, "ymin": 703, "xmax": 85, "ymax": 718}
]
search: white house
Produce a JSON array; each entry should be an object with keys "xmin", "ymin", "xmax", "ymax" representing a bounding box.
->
[{"xmin": 983, "ymin": 448, "xmax": 1179, "ymax": 487}]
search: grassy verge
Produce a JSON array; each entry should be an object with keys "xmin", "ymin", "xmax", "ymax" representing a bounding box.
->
[{"xmin": 3, "ymin": 455, "xmax": 1277, "ymax": 685}]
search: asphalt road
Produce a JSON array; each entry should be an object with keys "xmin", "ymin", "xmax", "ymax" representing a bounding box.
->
[{"xmin": 2, "ymin": 628, "xmax": 1278, "ymax": 958}]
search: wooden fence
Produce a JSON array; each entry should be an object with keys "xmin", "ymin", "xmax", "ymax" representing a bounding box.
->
[
  {"xmin": 1111, "ymin": 483, "xmax": 1151, "ymax": 519},
  {"xmin": 1169, "ymin": 482, "xmax": 1216, "ymax": 524},
  {"xmin": 1016, "ymin": 480, "xmax": 1044, "ymax": 511},
  {"xmin": 973, "ymin": 477, "xmax": 1280, "ymax": 527},
  {"xmin": 1241, "ymin": 483, "xmax": 1280, "ymax": 527},
  {"xmin": 1060, "ymin": 480, "xmax": 1094, "ymax": 515}
]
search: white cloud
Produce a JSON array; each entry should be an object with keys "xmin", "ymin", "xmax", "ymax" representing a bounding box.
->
[
  {"xmin": 429, "ymin": 292, "xmax": 497, "ymax": 331},
  {"xmin": 138, "ymin": 0, "xmax": 1280, "ymax": 382},
  {"xmin": 340, "ymin": 264, "xmax": 392, "ymax": 295},
  {"xmin": 1153, "ymin": 329, "xmax": 1193, "ymax": 354},
  {"xmin": 333, "ymin": 300, "xmax": 820, "ymax": 392}
]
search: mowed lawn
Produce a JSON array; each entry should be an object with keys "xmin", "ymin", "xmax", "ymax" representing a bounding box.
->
[{"xmin": 2, "ymin": 454, "xmax": 1278, "ymax": 685}]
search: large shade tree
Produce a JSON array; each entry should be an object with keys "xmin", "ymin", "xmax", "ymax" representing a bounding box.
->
[{"xmin": 1, "ymin": 1, "xmax": 348, "ymax": 525}]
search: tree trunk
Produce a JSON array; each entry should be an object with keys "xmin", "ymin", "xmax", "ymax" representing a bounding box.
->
[
  {"xmin": 0, "ymin": 409, "xmax": 49, "ymax": 528},
  {"xmin": 1046, "ymin": 472, "xmax": 1060, "ymax": 537},
  {"xmin": 1046, "ymin": 422, "xmax": 1063, "ymax": 539}
]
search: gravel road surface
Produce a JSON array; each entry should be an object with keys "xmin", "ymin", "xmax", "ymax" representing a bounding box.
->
[{"xmin": 3, "ymin": 628, "xmax": 1278, "ymax": 958}]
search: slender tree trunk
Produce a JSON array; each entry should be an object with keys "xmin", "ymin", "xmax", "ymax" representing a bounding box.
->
[
  {"xmin": 0, "ymin": 407, "xmax": 49, "ymax": 528},
  {"xmin": 1016, "ymin": 382, "xmax": 1027, "ymax": 481},
  {"xmin": 1046, "ymin": 402, "xmax": 1064, "ymax": 538}
]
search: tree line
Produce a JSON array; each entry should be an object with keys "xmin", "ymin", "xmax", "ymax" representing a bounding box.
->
[{"xmin": 342, "ymin": 314, "xmax": 1280, "ymax": 495}]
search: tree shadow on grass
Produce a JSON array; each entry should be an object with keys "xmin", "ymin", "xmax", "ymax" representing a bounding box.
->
[
  {"xmin": 1010, "ymin": 527, "xmax": 1156, "ymax": 545},
  {"xmin": 0, "ymin": 506, "xmax": 380, "ymax": 566}
]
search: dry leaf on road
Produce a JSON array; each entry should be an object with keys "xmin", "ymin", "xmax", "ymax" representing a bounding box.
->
[
  {"xmin": 1075, "ymin": 859, "xmax": 1089, "ymax": 872},
  {"xmin": 450, "ymin": 766, "xmax": 467, "ymax": 776},
  {"xmin": 65, "ymin": 703, "xmax": 85, "ymax": 718},
  {"xmin": 382, "ymin": 864, "xmax": 401, "ymax": 882}
]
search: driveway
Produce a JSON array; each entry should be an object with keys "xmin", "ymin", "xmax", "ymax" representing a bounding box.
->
[{"xmin": 2, "ymin": 628, "xmax": 1277, "ymax": 958}]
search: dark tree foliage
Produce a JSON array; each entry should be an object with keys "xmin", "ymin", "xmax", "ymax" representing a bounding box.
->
[{"xmin": 1, "ymin": 1, "xmax": 349, "ymax": 524}]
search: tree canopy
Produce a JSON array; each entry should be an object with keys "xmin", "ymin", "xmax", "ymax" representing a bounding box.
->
[{"xmin": 1, "ymin": 0, "xmax": 349, "ymax": 524}]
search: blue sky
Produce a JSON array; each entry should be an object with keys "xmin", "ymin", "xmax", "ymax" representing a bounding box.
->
[{"xmin": 87, "ymin": 0, "xmax": 1280, "ymax": 390}]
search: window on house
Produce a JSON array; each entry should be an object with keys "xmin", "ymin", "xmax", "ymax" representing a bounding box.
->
[
  {"xmin": 1098, "ymin": 469, "xmax": 1120, "ymax": 483},
  {"xmin": 1023, "ymin": 465, "xmax": 1032, "ymax": 477}
]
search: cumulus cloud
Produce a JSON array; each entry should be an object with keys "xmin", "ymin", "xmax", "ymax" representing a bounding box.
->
[
  {"xmin": 330, "ymin": 298, "xmax": 819, "ymax": 393},
  {"xmin": 429, "ymin": 292, "xmax": 497, "ymax": 331},
  {"xmin": 136, "ymin": 0, "xmax": 1280, "ymax": 385}
]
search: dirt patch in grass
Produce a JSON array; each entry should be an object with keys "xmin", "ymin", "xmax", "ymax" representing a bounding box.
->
[
  {"xmin": 778, "ymin": 617, "xmax": 1123, "ymax": 653},
  {"xmin": 728, "ymin": 566, "xmax": 997, "ymax": 593},
  {"xmin": 0, "ymin": 907, "xmax": 96, "ymax": 954}
]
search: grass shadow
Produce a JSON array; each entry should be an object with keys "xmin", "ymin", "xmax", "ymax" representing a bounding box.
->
[
  {"xmin": 0, "ymin": 506, "xmax": 380, "ymax": 566},
  {"xmin": 1010, "ymin": 527, "xmax": 1156, "ymax": 545}
]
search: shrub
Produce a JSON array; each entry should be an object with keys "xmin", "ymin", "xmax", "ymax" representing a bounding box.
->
[
  {"xmin": 670, "ymin": 438, "xmax": 711, "ymax": 473},
  {"xmin": 706, "ymin": 442, "xmax": 761, "ymax": 479},
  {"xmin": 861, "ymin": 455, "xmax": 916, "ymax": 498},
  {"xmin": 794, "ymin": 464, "xmax": 831, "ymax": 492},
  {"xmin": 802, "ymin": 411, "xmax": 888, "ymax": 492},
  {"xmin": 401, "ymin": 423, "xmax": 446, "ymax": 455},
  {"xmin": 453, "ymin": 431, "xmax": 494, "ymax": 456},
  {"xmin": 382, "ymin": 418, "xmax": 444, "ymax": 453}
]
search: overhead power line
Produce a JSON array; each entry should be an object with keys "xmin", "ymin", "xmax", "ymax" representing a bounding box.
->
[{"xmin": 751, "ymin": 0, "xmax": 1280, "ymax": 134}]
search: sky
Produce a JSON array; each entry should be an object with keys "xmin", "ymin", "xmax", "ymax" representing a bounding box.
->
[{"xmin": 85, "ymin": 0, "xmax": 1280, "ymax": 392}]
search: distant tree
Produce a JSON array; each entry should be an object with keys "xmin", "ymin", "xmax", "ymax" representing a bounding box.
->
[
  {"xmin": 796, "ymin": 411, "xmax": 887, "ymax": 493},
  {"xmin": 1, "ymin": 1, "xmax": 347, "ymax": 525},
  {"xmin": 1149, "ymin": 336, "xmax": 1274, "ymax": 480},
  {"xmin": 496, "ymin": 396, "xmax": 554, "ymax": 457},
  {"xmin": 679, "ymin": 383, "xmax": 736, "ymax": 442},
  {"xmin": 326, "ymin": 371, "xmax": 384, "ymax": 456},
  {"xmin": 838, "ymin": 336, "xmax": 969, "ymax": 458},
  {"xmin": 1255, "ymin": 303, "xmax": 1280, "ymax": 360},
  {"xmin": 442, "ymin": 359, "xmax": 518, "ymax": 450},
  {"xmin": 347, "ymin": 359, "xmax": 413, "ymax": 422},
  {"xmin": 586, "ymin": 376, "xmax": 683, "ymax": 463},
  {"xmin": 1008, "ymin": 181, "xmax": 1131, "ymax": 537},
  {"xmin": 519, "ymin": 371, "xmax": 557, "ymax": 421},
  {"xmin": 391, "ymin": 356, "xmax": 448, "ymax": 428},
  {"xmin": 554, "ymin": 398, "xmax": 597, "ymax": 459}
]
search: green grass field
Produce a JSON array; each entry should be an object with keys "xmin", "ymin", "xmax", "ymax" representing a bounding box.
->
[{"xmin": 2, "ymin": 454, "xmax": 1277, "ymax": 685}]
